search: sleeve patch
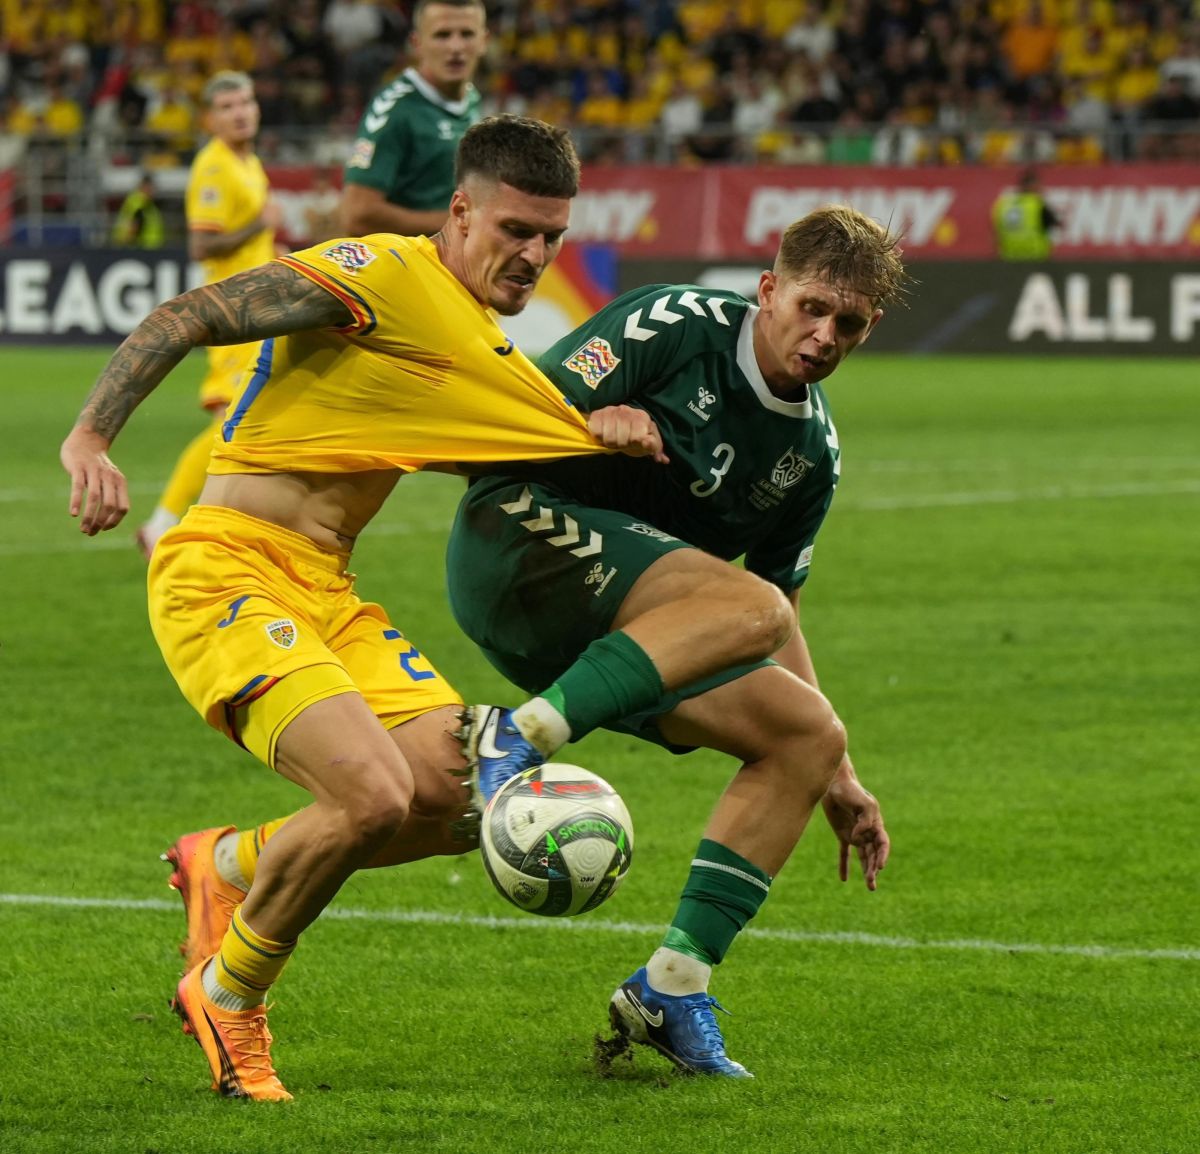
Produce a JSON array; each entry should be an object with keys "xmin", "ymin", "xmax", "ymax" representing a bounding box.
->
[
  {"xmin": 347, "ymin": 138, "xmax": 376, "ymax": 170},
  {"xmin": 199, "ymin": 185, "xmax": 221, "ymax": 204},
  {"xmin": 320, "ymin": 241, "xmax": 377, "ymax": 274},
  {"xmin": 562, "ymin": 336, "xmax": 620, "ymax": 390},
  {"xmin": 794, "ymin": 545, "xmax": 815, "ymax": 572}
]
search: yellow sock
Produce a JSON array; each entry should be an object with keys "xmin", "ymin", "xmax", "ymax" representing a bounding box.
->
[
  {"xmin": 158, "ymin": 418, "xmax": 219, "ymax": 518},
  {"xmin": 235, "ymin": 815, "xmax": 297, "ymax": 888},
  {"xmin": 209, "ymin": 907, "xmax": 296, "ymax": 1007}
]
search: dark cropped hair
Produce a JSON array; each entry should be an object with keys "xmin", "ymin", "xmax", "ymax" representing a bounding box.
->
[
  {"xmin": 455, "ymin": 115, "xmax": 581, "ymax": 199},
  {"xmin": 776, "ymin": 204, "xmax": 909, "ymax": 308}
]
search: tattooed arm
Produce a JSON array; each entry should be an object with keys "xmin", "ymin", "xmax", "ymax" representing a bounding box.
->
[{"xmin": 61, "ymin": 261, "xmax": 353, "ymax": 535}]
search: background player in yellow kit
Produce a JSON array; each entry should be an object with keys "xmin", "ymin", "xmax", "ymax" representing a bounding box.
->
[
  {"xmin": 136, "ymin": 71, "xmax": 280, "ymax": 558},
  {"xmin": 59, "ymin": 116, "xmax": 664, "ymax": 1102}
]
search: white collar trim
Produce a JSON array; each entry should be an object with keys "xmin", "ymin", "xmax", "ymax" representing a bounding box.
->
[
  {"xmin": 404, "ymin": 67, "xmax": 475, "ymax": 116},
  {"xmin": 737, "ymin": 306, "xmax": 812, "ymax": 418}
]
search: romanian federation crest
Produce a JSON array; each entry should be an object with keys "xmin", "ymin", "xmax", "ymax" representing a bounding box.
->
[
  {"xmin": 266, "ymin": 618, "xmax": 297, "ymax": 649},
  {"xmin": 321, "ymin": 240, "xmax": 377, "ymax": 274},
  {"xmin": 772, "ymin": 448, "xmax": 816, "ymax": 490},
  {"xmin": 563, "ymin": 336, "xmax": 620, "ymax": 390}
]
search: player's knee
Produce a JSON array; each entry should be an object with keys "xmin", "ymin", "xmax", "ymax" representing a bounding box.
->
[
  {"xmin": 339, "ymin": 761, "xmax": 414, "ymax": 852},
  {"xmin": 782, "ymin": 696, "xmax": 846, "ymax": 800},
  {"xmin": 731, "ymin": 576, "xmax": 795, "ymax": 661}
]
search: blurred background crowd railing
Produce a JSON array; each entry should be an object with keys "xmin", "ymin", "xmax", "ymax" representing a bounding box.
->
[{"xmin": 2, "ymin": 0, "xmax": 1199, "ymax": 245}]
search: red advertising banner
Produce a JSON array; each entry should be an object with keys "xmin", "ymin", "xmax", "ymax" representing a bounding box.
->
[
  {"xmin": 0, "ymin": 169, "xmax": 14, "ymax": 245},
  {"xmin": 265, "ymin": 163, "xmax": 1200, "ymax": 260},
  {"xmin": 564, "ymin": 164, "xmax": 1200, "ymax": 261}
]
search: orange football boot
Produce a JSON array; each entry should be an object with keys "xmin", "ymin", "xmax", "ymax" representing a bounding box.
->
[
  {"xmin": 162, "ymin": 826, "xmax": 246, "ymax": 972},
  {"xmin": 172, "ymin": 958, "xmax": 292, "ymax": 1101}
]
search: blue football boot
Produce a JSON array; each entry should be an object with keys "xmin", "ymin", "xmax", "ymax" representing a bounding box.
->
[
  {"xmin": 463, "ymin": 705, "xmax": 545, "ymax": 813},
  {"xmin": 608, "ymin": 966, "xmax": 753, "ymax": 1078}
]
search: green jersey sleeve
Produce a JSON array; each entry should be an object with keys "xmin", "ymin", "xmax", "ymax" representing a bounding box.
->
[
  {"xmin": 539, "ymin": 284, "xmax": 750, "ymax": 410},
  {"xmin": 343, "ymin": 81, "xmax": 416, "ymax": 194}
]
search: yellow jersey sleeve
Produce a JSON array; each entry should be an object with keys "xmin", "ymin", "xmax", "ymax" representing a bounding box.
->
[{"xmin": 208, "ymin": 235, "xmax": 606, "ymax": 476}]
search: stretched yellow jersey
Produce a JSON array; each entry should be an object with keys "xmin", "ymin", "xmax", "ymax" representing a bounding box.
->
[{"xmin": 208, "ymin": 234, "xmax": 603, "ymax": 475}]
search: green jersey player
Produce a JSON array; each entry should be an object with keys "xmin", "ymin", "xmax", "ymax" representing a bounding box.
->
[
  {"xmin": 339, "ymin": 0, "xmax": 486, "ymax": 237},
  {"xmin": 448, "ymin": 205, "xmax": 906, "ymax": 1079}
]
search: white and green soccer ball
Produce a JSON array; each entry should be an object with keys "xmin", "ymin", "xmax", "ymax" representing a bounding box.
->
[{"xmin": 479, "ymin": 763, "xmax": 634, "ymax": 917}]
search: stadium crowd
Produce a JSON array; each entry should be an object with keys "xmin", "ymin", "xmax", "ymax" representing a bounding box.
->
[{"xmin": 2, "ymin": 0, "xmax": 1200, "ymax": 165}]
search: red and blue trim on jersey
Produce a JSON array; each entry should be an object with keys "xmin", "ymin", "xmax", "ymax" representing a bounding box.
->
[
  {"xmin": 223, "ymin": 674, "xmax": 280, "ymax": 749},
  {"xmin": 276, "ymin": 255, "xmax": 377, "ymax": 335}
]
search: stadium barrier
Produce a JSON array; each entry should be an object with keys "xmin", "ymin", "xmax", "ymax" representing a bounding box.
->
[{"xmin": 5, "ymin": 156, "xmax": 1200, "ymax": 258}]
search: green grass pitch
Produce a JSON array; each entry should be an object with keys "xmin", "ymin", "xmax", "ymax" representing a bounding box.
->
[{"xmin": 0, "ymin": 347, "xmax": 1196, "ymax": 1153}]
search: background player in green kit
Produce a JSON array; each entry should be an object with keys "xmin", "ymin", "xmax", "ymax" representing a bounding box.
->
[
  {"xmin": 448, "ymin": 205, "xmax": 905, "ymax": 1079},
  {"xmin": 339, "ymin": 0, "xmax": 486, "ymax": 236}
]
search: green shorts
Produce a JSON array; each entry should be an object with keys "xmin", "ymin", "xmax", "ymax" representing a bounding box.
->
[{"xmin": 446, "ymin": 475, "xmax": 772, "ymax": 750}]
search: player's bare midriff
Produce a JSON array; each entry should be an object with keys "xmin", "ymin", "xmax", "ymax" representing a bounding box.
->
[{"xmin": 198, "ymin": 469, "xmax": 402, "ymax": 555}]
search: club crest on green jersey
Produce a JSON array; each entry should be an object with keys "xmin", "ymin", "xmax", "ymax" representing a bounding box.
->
[
  {"xmin": 562, "ymin": 336, "xmax": 620, "ymax": 389},
  {"xmin": 772, "ymin": 449, "xmax": 816, "ymax": 490}
]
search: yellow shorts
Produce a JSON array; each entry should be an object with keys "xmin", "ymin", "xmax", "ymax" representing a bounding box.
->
[
  {"xmin": 199, "ymin": 342, "xmax": 259, "ymax": 412},
  {"xmin": 147, "ymin": 505, "xmax": 462, "ymax": 766}
]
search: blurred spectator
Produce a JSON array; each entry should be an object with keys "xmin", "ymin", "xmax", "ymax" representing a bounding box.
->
[
  {"xmin": 111, "ymin": 170, "xmax": 165, "ymax": 247},
  {"xmin": 144, "ymin": 81, "xmax": 196, "ymax": 163},
  {"xmin": 992, "ymin": 166, "xmax": 1060, "ymax": 259},
  {"xmin": 1000, "ymin": 1, "xmax": 1059, "ymax": 87},
  {"xmin": 685, "ymin": 79, "xmax": 738, "ymax": 163},
  {"xmin": 43, "ymin": 81, "xmax": 85, "ymax": 137},
  {"xmin": 1159, "ymin": 27, "xmax": 1200, "ymax": 96},
  {"xmin": 1059, "ymin": 22, "xmax": 1119, "ymax": 103},
  {"xmin": 1140, "ymin": 71, "xmax": 1200, "ymax": 158},
  {"xmin": 659, "ymin": 76, "xmax": 704, "ymax": 156},
  {"xmin": 827, "ymin": 108, "xmax": 876, "ymax": 165},
  {"xmin": 781, "ymin": 1, "xmax": 835, "ymax": 63}
]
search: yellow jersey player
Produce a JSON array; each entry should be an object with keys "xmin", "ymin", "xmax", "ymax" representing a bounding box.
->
[
  {"xmin": 59, "ymin": 116, "xmax": 664, "ymax": 1102},
  {"xmin": 135, "ymin": 71, "xmax": 279, "ymax": 558}
]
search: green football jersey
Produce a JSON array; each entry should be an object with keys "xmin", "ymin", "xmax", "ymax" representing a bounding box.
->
[
  {"xmin": 529, "ymin": 283, "xmax": 843, "ymax": 591},
  {"xmin": 343, "ymin": 68, "xmax": 481, "ymax": 210}
]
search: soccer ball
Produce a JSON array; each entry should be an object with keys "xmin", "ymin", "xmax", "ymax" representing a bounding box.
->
[{"xmin": 480, "ymin": 763, "xmax": 634, "ymax": 917}]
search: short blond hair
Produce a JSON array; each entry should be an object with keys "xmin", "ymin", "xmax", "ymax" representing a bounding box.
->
[
  {"xmin": 775, "ymin": 205, "xmax": 908, "ymax": 308},
  {"xmin": 201, "ymin": 71, "xmax": 254, "ymax": 107}
]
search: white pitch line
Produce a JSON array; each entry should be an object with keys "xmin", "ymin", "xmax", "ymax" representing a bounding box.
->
[{"xmin": 1, "ymin": 892, "xmax": 1195, "ymax": 963}]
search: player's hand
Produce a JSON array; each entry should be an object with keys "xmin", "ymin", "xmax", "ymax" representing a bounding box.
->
[
  {"xmin": 587, "ymin": 405, "xmax": 669, "ymax": 464},
  {"xmin": 60, "ymin": 426, "xmax": 130, "ymax": 535},
  {"xmin": 821, "ymin": 773, "xmax": 890, "ymax": 891}
]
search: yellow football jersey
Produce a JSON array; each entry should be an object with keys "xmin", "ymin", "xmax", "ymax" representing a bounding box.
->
[
  {"xmin": 207, "ymin": 234, "xmax": 603, "ymax": 475},
  {"xmin": 185, "ymin": 136, "xmax": 274, "ymax": 285}
]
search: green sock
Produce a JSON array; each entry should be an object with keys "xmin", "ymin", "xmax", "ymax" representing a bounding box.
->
[
  {"xmin": 664, "ymin": 839, "xmax": 772, "ymax": 966},
  {"xmin": 543, "ymin": 630, "xmax": 663, "ymax": 740}
]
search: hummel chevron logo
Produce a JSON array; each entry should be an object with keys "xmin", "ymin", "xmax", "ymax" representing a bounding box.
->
[
  {"xmin": 520, "ymin": 506, "xmax": 556, "ymax": 533},
  {"xmin": 623, "ymin": 294, "xmax": 731, "ymax": 341},
  {"xmin": 498, "ymin": 489, "xmax": 603, "ymax": 557},
  {"xmin": 625, "ymin": 988, "xmax": 664, "ymax": 1028},
  {"xmin": 364, "ymin": 81, "xmax": 410, "ymax": 132},
  {"xmin": 499, "ymin": 486, "xmax": 533, "ymax": 515}
]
